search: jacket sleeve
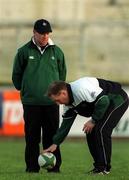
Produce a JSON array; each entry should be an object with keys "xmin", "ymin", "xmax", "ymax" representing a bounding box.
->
[
  {"xmin": 53, "ymin": 109, "xmax": 77, "ymax": 145},
  {"xmin": 12, "ymin": 50, "xmax": 27, "ymax": 90},
  {"xmin": 56, "ymin": 47, "xmax": 67, "ymax": 81},
  {"xmin": 92, "ymin": 95, "xmax": 110, "ymax": 123}
]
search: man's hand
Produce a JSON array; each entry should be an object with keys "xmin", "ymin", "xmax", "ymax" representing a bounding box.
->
[
  {"xmin": 43, "ymin": 144, "xmax": 57, "ymax": 153},
  {"xmin": 82, "ymin": 119, "xmax": 95, "ymax": 134}
]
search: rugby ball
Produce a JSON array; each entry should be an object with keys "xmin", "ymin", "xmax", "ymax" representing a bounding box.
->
[{"xmin": 38, "ymin": 152, "xmax": 56, "ymax": 169}]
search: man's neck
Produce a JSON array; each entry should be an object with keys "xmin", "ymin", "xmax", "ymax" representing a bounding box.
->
[{"xmin": 40, "ymin": 44, "xmax": 48, "ymax": 51}]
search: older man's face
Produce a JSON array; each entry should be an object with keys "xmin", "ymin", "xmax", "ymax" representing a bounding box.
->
[{"xmin": 33, "ymin": 30, "xmax": 49, "ymax": 47}]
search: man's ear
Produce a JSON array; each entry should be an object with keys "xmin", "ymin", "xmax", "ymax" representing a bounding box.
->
[{"xmin": 33, "ymin": 29, "xmax": 36, "ymax": 34}]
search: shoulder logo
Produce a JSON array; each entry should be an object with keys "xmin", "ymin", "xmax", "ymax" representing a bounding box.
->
[
  {"xmin": 51, "ymin": 56, "xmax": 55, "ymax": 60},
  {"xmin": 29, "ymin": 56, "xmax": 34, "ymax": 59}
]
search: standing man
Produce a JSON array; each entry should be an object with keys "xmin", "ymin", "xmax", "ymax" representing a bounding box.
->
[
  {"xmin": 12, "ymin": 19, "xmax": 66, "ymax": 173},
  {"xmin": 44, "ymin": 77, "xmax": 129, "ymax": 175}
]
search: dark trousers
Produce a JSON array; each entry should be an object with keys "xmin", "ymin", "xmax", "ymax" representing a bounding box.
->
[
  {"xmin": 23, "ymin": 104, "xmax": 62, "ymax": 172},
  {"xmin": 86, "ymin": 90, "xmax": 129, "ymax": 171}
]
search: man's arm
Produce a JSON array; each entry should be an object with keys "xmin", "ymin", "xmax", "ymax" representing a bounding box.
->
[
  {"xmin": 53, "ymin": 113, "xmax": 77, "ymax": 145},
  {"xmin": 12, "ymin": 50, "xmax": 26, "ymax": 90},
  {"xmin": 43, "ymin": 109, "xmax": 77, "ymax": 152},
  {"xmin": 56, "ymin": 47, "xmax": 67, "ymax": 81}
]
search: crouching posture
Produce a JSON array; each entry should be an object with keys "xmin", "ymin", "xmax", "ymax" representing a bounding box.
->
[{"xmin": 44, "ymin": 77, "xmax": 129, "ymax": 175}]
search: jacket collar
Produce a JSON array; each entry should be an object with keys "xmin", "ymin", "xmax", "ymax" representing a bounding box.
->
[
  {"xmin": 32, "ymin": 37, "xmax": 54, "ymax": 46},
  {"xmin": 31, "ymin": 37, "xmax": 54, "ymax": 54},
  {"xmin": 66, "ymin": 83, "xmax": 74, "ymax": 105}
]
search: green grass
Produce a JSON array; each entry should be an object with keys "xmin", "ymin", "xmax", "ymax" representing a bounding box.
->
[{"xmin": 0, "ymin": 137, "xmax": 129, "ymax": 180}]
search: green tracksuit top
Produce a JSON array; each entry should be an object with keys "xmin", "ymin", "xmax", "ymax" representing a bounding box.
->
[
  {"xmin": 12, "ymin": 38, "xmax": 66, "ymax": 105},
  {"xmin": 52, "ymin": 77, "xmax": 128, "ymax": 145}
]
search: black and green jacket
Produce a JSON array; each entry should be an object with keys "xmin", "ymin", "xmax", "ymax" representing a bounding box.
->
[
  {"xmin": 53, "ymin": 77, "xmax": 127, "ymax": 145},
  {"xmin": 12, "ymin": 38, "xmax": 66, "ymax": 105}
]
